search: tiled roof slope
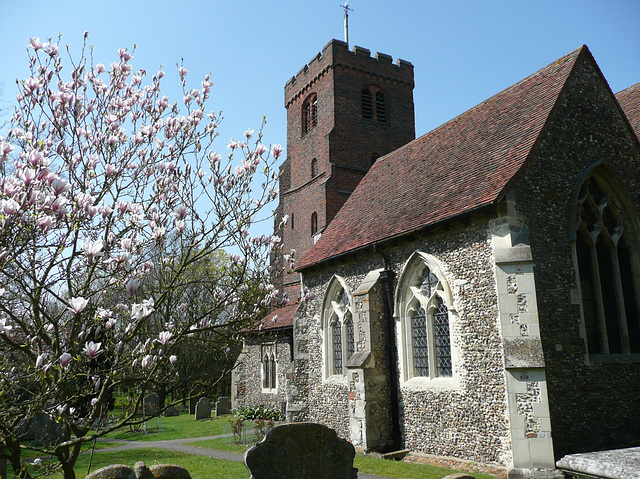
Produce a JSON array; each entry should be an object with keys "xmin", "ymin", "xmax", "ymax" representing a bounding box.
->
[
  {"xmin": 297, "ymin": 46, "xmax": 587, "ymax": 270},
  {"xmin": 616, "ymin": 83, "xmax": 640, "ymax": 139},
  {"xmin": 249, "ymin": 300, "xmax": 298, "ymax": 332}
]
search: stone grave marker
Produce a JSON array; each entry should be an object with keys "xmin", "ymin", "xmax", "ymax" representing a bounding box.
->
[
  {"xmin": 144, "ymin": 394, "xmax": 159, "ymax": 416},
  {"xmin": 33, "ymin": 413, "xmax": 63, "ymax": 446},
  {"xmin": 189, "ymin": 394, "xmax": 201, "ymax": 415},
  {"xmin": 194, "ymin": 397, "xmax": 211, "ymax": 420},
  {"xmin": 244, "ymin": 423, "xmax": 358, "ymax": 479},
  {"xmin": 164, "ymin": 406, "xmax": 179, "ymax": 417},
  {"xmin": 215, "ymin": 396, "xmax": 231, "ymax": 416}
]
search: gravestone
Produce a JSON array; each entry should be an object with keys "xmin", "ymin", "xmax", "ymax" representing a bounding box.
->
[
  {"xmin": 215, "ymin": 396, "xmax": 231, "ymax": 416},
  {"xmin": 143, "ymin": 394, "xmax": 159, "ymax": 416},
  {"xmin": 189, "ymin": 394, "xmax": 201, "ymax": 415},
  {"xmin": 163, "ymin": 406, "xmax": 179, "ymax": 417},
  {"xmin": 244, "ymin": 423, "xmax": 358, "ymax": 479},
  {"xmin": 33, "ymin": 413, "xmax": 63, "ymax": 446},
  {"xmin": 194, "ymin": 397, "xmax": 211, "ymax": 420}
]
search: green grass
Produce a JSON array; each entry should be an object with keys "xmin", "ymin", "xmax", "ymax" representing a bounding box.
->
[
  {"xmin": 34, "ymin": 448, "xmax": 249, "ymax": 479},
  {"xmin": 185, "ymin": 436, "xmax": 251, "ymax": 454},
  {"xmin": 355, "ymin": 454, "xmax": 498, "ymax": 479},
  {"xmin": 16, "ymin": 440, "xmax": 126, "ymax": 461},
  {"xmin": 102, "ymin": 413, "xmax": 233, "ymax": 441}
]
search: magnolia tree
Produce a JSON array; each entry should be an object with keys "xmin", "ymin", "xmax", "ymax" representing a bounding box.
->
[{"xmin": 0, "ymin": 35, "xmax": 282, "ymax": 478}]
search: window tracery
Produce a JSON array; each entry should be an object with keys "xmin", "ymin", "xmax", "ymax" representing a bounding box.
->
[
  {"xmin": 322, "ymin": 276, "xmax": 356, "ymax": 378},
  {"xmin": 396, "ymin": 252, "xmax": 456, "ymax": 383},
  {"xmin": 573, "ymin": 174, "xmax": 640, "ymax": 356}
]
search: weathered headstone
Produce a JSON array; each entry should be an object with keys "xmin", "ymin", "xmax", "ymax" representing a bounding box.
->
[
  {"xmin": 143, "ymin": 394, "xmax": 159, "ymax": 416},
  {"xmin": 188, "ymin": 394, "xmax": 200, "ymax": 415},
  {"xmin": 33, "ymin": 413, "xmax": 63, "ymax": 446},
  {"xmin": 194, "ymin": 397, "xmax": 211, "ymax": 420},
  {"xmin": 244, "ymin": 423, "xmax": 358, "ymax": 479},
  {"xmin": 214, "ymin": 396, "xmax": 231, "ymax": 416},
  {"xmin": 86, "ymin": 461, "xmax": 191, "ymax": 479},
  {"xmin": 163, "ymin": 406, "xmax": 179, "ymax": 417}
]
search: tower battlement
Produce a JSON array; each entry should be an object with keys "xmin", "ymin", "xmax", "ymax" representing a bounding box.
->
[{"xmin": 285, "ymin": 39, "xmax": 414, "ymax": 108}]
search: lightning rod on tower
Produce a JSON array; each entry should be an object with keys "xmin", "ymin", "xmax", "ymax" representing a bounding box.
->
[{"xmin": 341, "ymin": 1, "xmax": 353, "ymax": 47}]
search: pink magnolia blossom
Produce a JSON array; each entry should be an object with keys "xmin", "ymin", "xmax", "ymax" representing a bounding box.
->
[
  {"xmin": 141, "ymin": 354, "xmax": 153, "ymax": 371},
  {"xmin": 59, "ymin": 352, "xmax": 73, "ymax": 367},
  {"xmin": 83, "ymin": 341, "xmax": 102, "ymax": 359},
  {"xmin": 0, "ymin": 318, "xmax": 12, "ymax": 335},
  {"xmin": 125, "ymin": 278, "xmax": 141, "ymax": 295},
  {"xmin": 68, "ymin": 297, "xmax": 89, "ymax": 314},
  {"xmin": 169, "ymin": 355, "xmax": 177, "ymax": 365},
  {"xmin": 158, "ymin": 331, "xmax": 172, "ymax": 345}
]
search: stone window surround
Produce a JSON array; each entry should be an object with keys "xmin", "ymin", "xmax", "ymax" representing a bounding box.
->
[
  {"xmin": 568, "ymin": 164, "xmax": 640, "ymax": 363},
  {"xmin": 394, "ymin": 251, "xmax": 460, "ymax": 389},
  {"xmin": 322, "ymin": 275, "xmax": 356, "ymax": 382},
  {"xmin": 261, "ymin": 342, "xmax": 278, "ymax": 394}
]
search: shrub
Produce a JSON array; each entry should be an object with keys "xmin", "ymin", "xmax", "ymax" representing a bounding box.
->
[{"xmin": 233, "ymin": 404, "xmax": 283, "ymax": 421}]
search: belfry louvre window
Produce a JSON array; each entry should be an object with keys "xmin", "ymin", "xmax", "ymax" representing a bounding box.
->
[
  {"xmin": 375, "ymin": 91, "xmax": 386, "ymax": 122},
  {"xmin": 322, "ymin": 276, "xmax": 356, "ymax": 378},
  {"xmin": 362, "ymin": 87, "xmax": 387, "ymax": 122},
  {"xmin": 574, "ymin": 175, "xmax": 640, "ymax": 355},
  {"xmin": 362, "ymin": 89, "xmax": 373, "ymax": 119},
  {"xmin": 302, "ymin": 94, "xmax": 318, "ymax": 135},
  {"xmin": 396, "ymin": 252, "xmax": 456, "ymax": 382}
]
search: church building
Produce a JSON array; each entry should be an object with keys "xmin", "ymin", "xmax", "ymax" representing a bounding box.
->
[{"xmin": 232, "ymin": 39, "xmax": 640, "ymax": 478}]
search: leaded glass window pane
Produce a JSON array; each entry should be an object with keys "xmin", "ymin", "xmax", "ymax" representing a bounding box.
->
[
  {"xmin": 263, "ymin": 358, "xmax": 270, "ymax": 389},
  {"xmin": 333, "ymin": 322, "xmax": 343, "ymax": 375},
  {"xmin": 412, "ymin": 306, "xmax": 429, "ymax": 377},
  {"xmin": 347, "ymin": 318, "xmax": 355, "ymax": 359},
  {"xmin": 417, "ymin": 267, "xmax": 439, "ymax": 297},
  {"xmin": 434, "ymin": 300, "xmax": 452, "ymax": 377}
]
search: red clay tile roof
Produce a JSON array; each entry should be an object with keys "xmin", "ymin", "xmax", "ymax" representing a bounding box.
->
[
  {"xmin": 249, "ymin": 301, "xmax": 298, "ymax": 332},
  {"xmin": 297, "ymin": 46, "xmax": 588, "ymax": 270},
  {"xmin": 616, "ymin": 83, "xmax": 640, "ymax": 139}
]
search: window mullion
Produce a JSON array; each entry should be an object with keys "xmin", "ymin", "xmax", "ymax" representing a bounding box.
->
[
  {"xmin": 609, "ymin": 242, "xmax": 631, "ymax": 353},
  {"xmin": 589, "ymin": 240, "xmax": 610, "ymax": 353}
]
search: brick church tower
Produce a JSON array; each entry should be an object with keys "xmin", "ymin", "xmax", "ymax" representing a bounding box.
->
[{"xmin": 273, "ymin": 39, "xmax": 416, "ymax": 299}]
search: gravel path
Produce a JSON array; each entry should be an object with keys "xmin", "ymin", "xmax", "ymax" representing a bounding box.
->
[{"xmin": 95, "ymin": 435, "xmax": 394, "ymax": 479}]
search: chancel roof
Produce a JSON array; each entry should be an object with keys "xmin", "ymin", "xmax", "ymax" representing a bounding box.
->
[
  {"xmin": 616, "ymin": 83, "xmax": 640, "ymax": 139},
  {"xmin": 297, "ymin": 46, "xmax": 589, "ymax": 270}
]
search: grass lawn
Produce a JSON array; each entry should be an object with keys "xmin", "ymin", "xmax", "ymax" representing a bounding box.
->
[
  {"xmin": 16, "ymin": 414, "xmax": 500, "ymax": 479},
  {"xmin": 186, "ymin": 436, "xmax": 500, "ymax": 479},
  {"xmin": 102, "ymin": 413, "xmax": 235, "ymax": 442},
  {"xmin": 39, "ymin": 448, "xmax": 249, "ymax": 479}
]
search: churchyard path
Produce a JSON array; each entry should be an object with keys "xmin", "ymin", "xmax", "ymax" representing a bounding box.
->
[{"xmin": 96, "ymin": 434, "xmax": 396, "ymax": 479}]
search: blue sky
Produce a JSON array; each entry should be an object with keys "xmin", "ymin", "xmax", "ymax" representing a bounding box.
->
[{"xmin": 1, "ymin": 0, "xmax": 638, "ymax": 151}]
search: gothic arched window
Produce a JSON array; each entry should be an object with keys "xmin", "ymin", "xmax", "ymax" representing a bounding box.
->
[
  {"xmin": 322, "ymin": 276, "xmax": 356, "ymax": 378},
  {"xmin": 261, "ymin": 343, "xmax": 277, "ymax": 391},
  {"xmin": 573, "ymin": 173, "xmax": 640, "ymax": 356},
  {"xmin": 395, "ymin": 252, "xmax": 457, "ymax": 383},
  {"xmin": 302, "ymin": 94, "xmax": 318, "ymax": 135}
]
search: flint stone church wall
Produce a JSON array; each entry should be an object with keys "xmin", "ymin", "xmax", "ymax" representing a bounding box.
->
[
  {"xmin": 511, "ymin": 56, "xmax": 640, "ymax": 458},
  {"xmin": 292, "ymin": 214, "xmax": 513, "ymax": 466},
  {"xmin": 232, "ymin": 332, "xmax": 292, "ymax": 413}
]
